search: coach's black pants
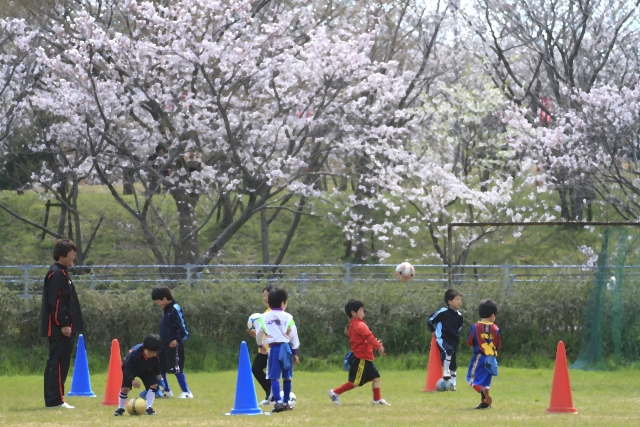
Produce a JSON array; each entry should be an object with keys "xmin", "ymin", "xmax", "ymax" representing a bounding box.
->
[
  {"xmin": 44, "ymin": 334, "xmax": 74, "ymax": 407},
  {"xmin": 252, "ymin": 353, "xmax": 271, "ymax": 399}
]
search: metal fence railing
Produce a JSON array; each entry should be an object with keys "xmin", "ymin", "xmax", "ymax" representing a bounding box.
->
[{"xmin": 1, "ymin": 263, "xmax": 639, "ymax": 297}]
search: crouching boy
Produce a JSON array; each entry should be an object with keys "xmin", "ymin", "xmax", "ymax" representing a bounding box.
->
[{"xmin": 114, "ymin": 334, "xmax": 164, "ymax": 416}]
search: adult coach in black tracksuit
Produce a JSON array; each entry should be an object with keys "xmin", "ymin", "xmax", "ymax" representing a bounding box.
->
[{"xmin": 40, "ymin": 239, "xmax": 85, "ymax": 408}]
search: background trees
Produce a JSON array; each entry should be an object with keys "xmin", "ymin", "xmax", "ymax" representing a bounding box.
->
[{"xmin": 0, "ymin": 0, "xmax": 638, "ymax": 267}]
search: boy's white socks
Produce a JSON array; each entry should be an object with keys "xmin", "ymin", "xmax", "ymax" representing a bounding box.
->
[{"xmin": 146, "ymin": 389, "xmax": 156, "ymax": 408}]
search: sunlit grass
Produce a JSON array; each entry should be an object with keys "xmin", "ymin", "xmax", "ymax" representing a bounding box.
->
[{"xmin": 0, "ymin": 368, "xmax": 638, "ymax": 426}]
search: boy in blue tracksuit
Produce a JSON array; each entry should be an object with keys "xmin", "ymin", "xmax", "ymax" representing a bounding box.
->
[
  {"xmin": 428, "ymin": 289, "xmax": 464, "ymax": 389},
  {"xmin": 151, "ymin": 286, "xmax": 192, "ymax": 398}
]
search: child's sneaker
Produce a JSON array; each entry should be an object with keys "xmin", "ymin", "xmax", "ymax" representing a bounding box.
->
[
  {"xmin": 272, "ymin": 402, "xmax": 289, "ymax": 413},
  {"xmin": 372, "ymin": 399, "xmax": 391, "ymax": 406},
  {"xmin": 113, "ymin": 408, "xmax": 125, "ymax": 416},
  {"xmin": 178, "ymin": 392, "xmax": 193, "ymax": 398},
  {"xmin": 327, "ymin": 389, "xmax": 340, "ymax": 405},
  {"xmin": 49, "ymin": 402, "xmax": 75, "ymax": 409},
  {"xmin": 259, "ymin": 398, "xmax": 271, "ymax": 406},
  {"xmin": 475, "ymin": 402, "xmax": 491, "ymax": 409},
  {"xmin": 163, "ymin": 390, "xmax": 173, "ymax": 398},
  {"xmin": 145, "ymin": 407, "xmax": 157, "ymax": 415}
]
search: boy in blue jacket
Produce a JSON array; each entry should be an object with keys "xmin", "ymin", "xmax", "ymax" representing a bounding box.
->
[{"xmin": 151, "ymin": 286, "xmax": 192, "ymax": 398}]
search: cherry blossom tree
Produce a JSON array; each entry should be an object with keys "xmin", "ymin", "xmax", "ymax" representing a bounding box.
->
[
  {"xmin": 466, "ymin": 0, "xmax": 640, "ymax": 220},
  {"xmin": 16, "ymin": 0, "xmax": 426, "ymax": 266},
  {"xmin": 344, "ymin": 74, "xmax": 531, "ymax": 266},
  {"xmin": 512, "ymin": 83, "xmax": 640, "ymax": 222}
]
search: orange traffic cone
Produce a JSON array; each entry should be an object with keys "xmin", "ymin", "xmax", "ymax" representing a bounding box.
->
[
  {"xmin": 101, "ymin": 339, "xmax": 123, "ymax": 406},
  {"xmin": 546, "ymin": 341, "xmax": 578, "ymax": 413},
  {"xmin": 423, "ymin": 335, "xmax": 443, "ymax": 392}
]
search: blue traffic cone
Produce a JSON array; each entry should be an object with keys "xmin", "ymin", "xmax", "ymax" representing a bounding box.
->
[
  {"xmin": 229, "ymin": 341, "xmax": 262, "ymax": 415},
  {"xmin": 68, "ymin": 334, "xmax": 96, "ymax": 397}
]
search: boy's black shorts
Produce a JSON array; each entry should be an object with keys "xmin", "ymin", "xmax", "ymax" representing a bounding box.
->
[
  {"xmin": 437, "ymin": 341, "xmax": 458, "ymax": 372},
  {"xmin": 159, "ymin": 343, "xmax": 185, "ymax": 374},
  {"xmin": 121, "ymin": 370, "xmax": 157, "ymax": 390},
  {"xmin": 348, "ymin": 358, "xmax": 380, "ymax": 386}
]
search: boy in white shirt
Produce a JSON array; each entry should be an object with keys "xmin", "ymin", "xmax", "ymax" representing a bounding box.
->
[{"xmin": 255, "ymin": 287, "xmax": 300, "ymax": 413}]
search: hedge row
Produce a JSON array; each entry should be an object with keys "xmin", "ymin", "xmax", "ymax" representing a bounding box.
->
[{"xmin": 0, "ymin": 279, "xmax": 594, "ymax": 374}]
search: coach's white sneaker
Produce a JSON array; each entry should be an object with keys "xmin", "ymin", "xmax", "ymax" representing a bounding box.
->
[
  {"xmin": 372, "ymin": 399, "xmax": 390, "ymax": 406},
  {"xmin": 49, "ymin": 402, "xmax": 75, "ymax": 409},
  {"xmin": 163, "ymin": 390, "xmax": 174, "ymax": 398},
  {"xmin": 328, "ymin": 389, "xmax": 340, "ymax": 405},
  {"xmin": 178, "ymin": 392, "xmax": 194, "ymax": 398}
]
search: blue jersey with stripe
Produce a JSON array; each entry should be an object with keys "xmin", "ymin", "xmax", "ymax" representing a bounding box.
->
[
  {"xmin": 428, "ymin": 307, "xmax": 464, "ymax": 350},
  {"xmin": 159, "ymin": 300, "xmax": 189, "ymax": 347}
]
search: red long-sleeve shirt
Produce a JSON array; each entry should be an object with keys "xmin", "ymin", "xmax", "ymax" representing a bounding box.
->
[{"xmin": 348, "ymin": 318, "xmax": 381, "ymax": 360}]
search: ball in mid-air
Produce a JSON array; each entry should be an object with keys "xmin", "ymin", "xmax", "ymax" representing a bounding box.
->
[
  {"xmin": 395, "ymin": 262, "xmax": 415, "ymax": 283},
  {"xmin": 279, "ymin": 391, "xmax": 297, "ymax": 408},
  {"xmin": 247, "ymin": 312, "xmax": 262, "ymax": 330},
  {"xmin": 126, "ymin": 397, "xmax": 147, "ymax": 415}
]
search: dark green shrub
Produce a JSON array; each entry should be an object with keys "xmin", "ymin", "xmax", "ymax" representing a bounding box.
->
[{"xmin": 0, "ymin": 278, "xmax": 591, "ymax": 374}]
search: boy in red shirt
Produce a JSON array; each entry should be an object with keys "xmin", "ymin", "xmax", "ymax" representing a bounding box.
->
[{"xmin": 327, "ymin": 299, "xmax": 389, "ymax": 405}]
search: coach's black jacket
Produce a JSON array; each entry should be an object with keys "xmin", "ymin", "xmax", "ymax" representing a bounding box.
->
[{"xmin": 40, "ymin": 263, "xmax": 85, "ymax": 337}]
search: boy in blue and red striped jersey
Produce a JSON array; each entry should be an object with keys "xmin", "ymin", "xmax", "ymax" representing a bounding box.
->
[
  {"xmin": 327, "ymin": 299, "xmax": 389, "ymax": 406},
  {"xmin": 466, "ymin": 299, "xmax": 502, "ymax": 409}
]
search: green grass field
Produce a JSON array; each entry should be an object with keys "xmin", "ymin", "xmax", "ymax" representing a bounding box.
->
[{"xmin": 1, "ymin": 368, "xmax": 638, "ymax": 426}]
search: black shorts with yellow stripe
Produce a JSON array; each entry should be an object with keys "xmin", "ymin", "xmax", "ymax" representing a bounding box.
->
[{"xmin": 348, "ymin": 358, "xmax": 380, "ymax": 386}]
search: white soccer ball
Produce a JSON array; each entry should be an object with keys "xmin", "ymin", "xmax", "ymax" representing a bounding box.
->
[
  {"xmin": 435, "ymin": 378, "xmax": 448, "ymax": 392},
  {"xmin": 247, "ymin": 312, "xmax": 262, "ymax": 330},
  {"xmin": 279, "ymin": 391, "xmax": 297, "ymax": 408},
  {"xmin": 395, "ymin": 262, "xmax": 415, "ymax": 283},
  {"xmin": 445, "ymin": 379, "xmax": 456, "ymax": 391}
]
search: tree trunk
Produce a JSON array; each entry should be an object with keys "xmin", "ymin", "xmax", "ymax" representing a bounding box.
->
[
  {"xmin": 123, "ymin": 168, "xmax": 135, "ymax": 195},
  {"xmin": 210, "ymin": 193, "xmax": 234, "ymax": 242},
  {"xmin": 558, "ymin": 188, "xmax": 571, "ymax": 220},
  {"xmin": 57, "ymin": 180, "xmax": 67, "ymax": 236},
  {"xmin": 339, "ymin": 176, "xmax": 348, "ymax": 191},
  {"xmin": 260, "ymin": 207, "xmax": 269, "ymax": 265},
  {"xmin": 570, "ymin": 187, "xmax": 585, "ymax": 220},
  {"xmin": 344, "ymin": 239, "xmax": 352, "ymax": 259},
  {"xmin": 70, "ymin": 180, "xmax": 83, "ymax": 265},
  {"xmin": 271, "ymin": 197, "xmax": 306, "ymax": 267},
  {"xmin": 172, "ymin": 190, "xmax": 200, "ymax": 265}
]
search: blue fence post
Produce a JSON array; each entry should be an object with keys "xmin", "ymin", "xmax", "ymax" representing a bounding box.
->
[
  {"xmin": 503, "ymin": 264, "xmax": 511, "ymax": 289},
  {"xmin": 344, "ymin": 263, "xmax": 352, "ymax": 285},
  {"xmin": 185, "ymin": 264, "xmax": 193, "ymax": 288},
  {"xmin": 300, "ymin": 273, "xmax": 307, "ymax": 292},
  {"xmin": 23, "ymin": 265, "xmax": 31, "ymax": 299}
]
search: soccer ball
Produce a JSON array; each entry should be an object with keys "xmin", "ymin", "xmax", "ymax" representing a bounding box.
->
[
  {"xmin": 435, "ymin": 378, "xmax": 455, "ymax": 391},
  {"xmin": 247, "ymin": 312, "xmax": 262, "ymax": 330},
  {"xmin": 435, "ymin": 378, "xmax": 448, "ymax": 392},
  {"xmin": 445, "ymin": 379, "xmax": 456, "ymax": 391},
  {"xmin": 126, "ymin": 397, "xmax": 147, "ymax": 415},
  {"xmin": 279, "ymin": 391, "xmax": 297, "ymax": 408},
  {"xmin": 395, "ymin": 262, "xmax": 415, "ymax": 283}
]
